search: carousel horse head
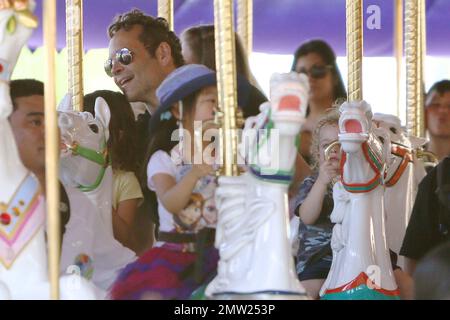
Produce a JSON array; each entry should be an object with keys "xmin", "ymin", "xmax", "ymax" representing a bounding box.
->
[
  {"xmin": 338, "ymin": 100, "xmax": 373, "ymax": 153},
  {"xmin": 373, "ymin": 113, "xmax": 427, "ymax": 149},
  {"xmin": 0, "ymin": 0, "xmax": 37, "ymax": 75},
  {"xmin": 337, "ymin": 101, "xmax": 390, "ymax": 189},
  {"xmin": 242, "ymin": 72, "xmax": 308, "ymax": 182},
  {"xmin": 0, "ymin": 0, "xmax": 37, "ymax": 118},
  {"xmin": 373, "ymin": 113, "xmax": 427, "ymax": 182},
  {"xmin": 373, "ymin": 113, "xmax": 406, "ymax": 145},
  {"xmin": 58, "ymin": 95, "xmax": 111, "ymax": 191}
]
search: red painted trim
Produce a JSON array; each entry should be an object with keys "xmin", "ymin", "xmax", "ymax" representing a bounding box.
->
[
  {"xmin": 385, "ymin": 145, "xmax": 413, "ymax": 187},
  {"xmin": 324, "ymin": 272, "xmax": 401, "ymax": 296},
  {"xmin": 341, "ymin": 142, "xmax": 381, "ymax": 193}
]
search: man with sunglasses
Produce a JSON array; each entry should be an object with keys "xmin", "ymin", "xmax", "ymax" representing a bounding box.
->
[
  {"xmin": 107, "ymin": 9, "xmax": 184, "ymax": 113},
  {"xmin": 107, "ymin": 10, "xmax": 185, "ymax": 245}
]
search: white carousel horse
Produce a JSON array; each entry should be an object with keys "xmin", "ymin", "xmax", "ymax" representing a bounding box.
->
[
  {"xmin": 320, "ymin": 101, "xmax": 400, "ymax": 300},
  {"xmin": 0, "ymin": 0, "xmax": 97, "ymax": 299},
  {"xmin": 205, "ymin": 72, "xmax": 309, "ymax": 299},
  {"xmin": 373, "ymin": 113, "xmax": 427, "ymax": 268},
  {"xmin": 58, "ymin": 96, "xmax": 136, "ymax": 290}
]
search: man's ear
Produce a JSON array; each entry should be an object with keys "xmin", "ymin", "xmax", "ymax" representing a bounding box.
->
[{"xmin": 156, "ymin": 42, "xmax": 172, "ymax": 66}]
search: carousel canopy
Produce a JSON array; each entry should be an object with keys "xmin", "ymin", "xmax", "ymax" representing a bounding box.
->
[{"xmin": 29, "ymin": 0, "xmax": 450, "ymax": 56}]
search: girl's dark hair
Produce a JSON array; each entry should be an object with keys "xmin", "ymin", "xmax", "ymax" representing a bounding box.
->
[
  {"xmin": 83, "ymin": 90, "xmax": 139, "ymax": 175},
  {"xmin": 291, "ymin": 39, "xmax": 347, "ymax": 102}
]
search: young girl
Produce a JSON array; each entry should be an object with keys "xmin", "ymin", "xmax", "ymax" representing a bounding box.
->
[
  {"xmin": 110, "ymin": 64, "xmax": 249, "ymax": 300},
  {"xmin": 292, "ymin": 109, "xmax": 341, "ymax": 299},
  {"xmin": 83, "ymin": 91, "xmax": 143, "ymax": 253}
]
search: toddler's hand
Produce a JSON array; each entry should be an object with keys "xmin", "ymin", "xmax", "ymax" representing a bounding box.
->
[
  {"xmin": 317, "ymin": 159, "xmax": 340, "ymax": 185},
  {"xmin": 191, "ymin": 164, "xmax": 215, "ymax": 179}
]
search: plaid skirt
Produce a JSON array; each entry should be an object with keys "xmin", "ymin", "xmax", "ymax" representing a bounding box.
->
[{"xmin": 109, "ymin": 245, "xmax": 219, "ymax": 300}]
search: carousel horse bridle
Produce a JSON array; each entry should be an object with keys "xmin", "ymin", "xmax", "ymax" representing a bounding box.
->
[
  {"xmin": 324, "ymin": 137, "xmax": 386, "ymax": 193},
  {"xmin": 64, "ymin": 139, "xmax": 109, "ymax": 192}
]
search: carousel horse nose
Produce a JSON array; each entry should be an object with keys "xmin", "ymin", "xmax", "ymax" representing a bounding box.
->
[
  {"xmin": 58, "ymin": 112, "xmax": 73, "ymax": 129},
  {"xmin": 278, "ymin": 95, "xmax": 301, "ymax": 112},
  {"xmin": 344, "ymin": 119, "xmax": 363, "ymax": 133}
]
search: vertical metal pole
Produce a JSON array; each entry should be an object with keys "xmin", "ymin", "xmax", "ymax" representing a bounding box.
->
[
  {"xmin": 158, "ymin": 0, "xmax": 174, "ymax": 30},
  {"xmin": 346, "ymin": 0, "xmax": 364, "ymax": 101},
  {"xmin": 43, "ymin": 0, "xmax": 60, "ymax": 300},
  {"xmin": 66, "ymin": 0, "xmax": 84, "ymax": 111},
  {"xmin": 418, "ymin": 0, "xmax": 426, "ymax": 137},
  {"xmin": 237, "ymin": 0, "xmax": 253, "ymax": 57},
  {"xmin": 394, "ymin": 0, "xmax": 403, "ymax": 118},
  {"xmin": 214, "ymin": 0, "xmax": 239, "ymax": 176},
  {"xmin": 405, "ymin": 0, "xmax": 424, "ymax": 137}
]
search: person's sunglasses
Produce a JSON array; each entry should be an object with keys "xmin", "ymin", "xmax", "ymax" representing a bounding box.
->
[
  {"xmin": 297, "ymin": 65, "xmax": 333, "ymax": 79},
  {"xmin": 104, "ymin": 48, "xmax": 133, "ymax": 77}
]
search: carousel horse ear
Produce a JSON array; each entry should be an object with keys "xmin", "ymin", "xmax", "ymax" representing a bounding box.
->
[
  {"xmin": 374, "ymin": 126, "xmax": 392, "ymax": 163},
  {"xmin": 409, "ymin": 135, "xmax": 428, "ymax": 149},
  {"xmin": 57, "ymin": 93, "xmax": 73, "ymax": 112},
  {"xmin": 94, "ymin": 97, "xmax": 111, "ymax": 141}
]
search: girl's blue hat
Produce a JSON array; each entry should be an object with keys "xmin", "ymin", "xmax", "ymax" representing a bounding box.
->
[{"xmin": 153, "ymin": 64, "xmax": 253, "ymax": 119}]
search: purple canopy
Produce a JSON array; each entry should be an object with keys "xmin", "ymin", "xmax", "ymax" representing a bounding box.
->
[{"xmin": 28, "ymin": 0, "xmax": 450, "ymax": 56}]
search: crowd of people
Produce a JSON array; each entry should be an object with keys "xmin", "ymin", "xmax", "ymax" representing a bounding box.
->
[{"xmin": 7, "ymin": 9, "xmax": 450, "ymax": 300}]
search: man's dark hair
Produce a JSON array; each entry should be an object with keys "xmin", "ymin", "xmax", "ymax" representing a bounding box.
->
[
  {"xmin": 10, "ymin": 79, "xmax": 44, "ymax": 111},
  {"xmin": 108, "ymin": 9, "xmax": 184, "ymax": 67},
  {"xmin": 427, "ymin": 79, "xmax": 450, "ymax": 97}
]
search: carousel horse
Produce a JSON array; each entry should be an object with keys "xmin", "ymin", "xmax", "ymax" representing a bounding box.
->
[
  {"xmin": 320, "ymin": 101, "xmax": 400, "ymax": 300},
  {"xmin": 58, "ymin": 96, "xmax": 136, "ymax": 290},
  {"xmin": 205, "ymin": 72, "xmax": 309, "ymax": 299},
  {"xmin": 0, "ymin": 0, "xmax": 97, "ymax": 299},
  {"xmin": 373, "ymin": 113, "xmax": 427, "ymax": 268}
]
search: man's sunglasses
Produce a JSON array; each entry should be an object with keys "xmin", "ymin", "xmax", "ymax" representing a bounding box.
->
[
  {"xmin": 297, "ymin": 65, "xmax": 333, "ymax": 79},
  {"xmin": 104, "ymin": 48, "xmax": 133, "ymax": 77}
]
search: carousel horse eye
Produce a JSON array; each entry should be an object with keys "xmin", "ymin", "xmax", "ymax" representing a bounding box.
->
[
  {"xmin": 378, "ymin": 136, "xmax": 385, "ymax": 144},
  {"xmin": 89, "ymin": 124, "xmax": 99, "ymax": 133},
  {"xmin": 390, "ymin": 127, "xmax": 397, "ymax": 134}
]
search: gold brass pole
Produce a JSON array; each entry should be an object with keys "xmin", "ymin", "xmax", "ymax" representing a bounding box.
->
[
  {"xmin": 346, "ymin": 0, "xmax": 363, "ymax": 101},
  {"xmin": 158, "ymin": 0, "xmax": 174, "ymax": 30},
  {"xmin": 418, "ymin": 0, "xmax": 426, "ymax": 137},
  {"xmin": 394, "ymin": 0, "xmax": 403, "ymax": 118},
  {"xmin": 405, "ymin": 0, "xmax": 424, "ymax": 137},
  {"xmin": 214, "ymin": 0, "xmax": 239, "ymax": 176},
  {"xmin": 237, "ymin": 0, "xmax": 253, "ymax": 57},
  {"xmin": 43, "ymin": 0, "xmax": 60, "ymax": 300},
  {"xmin": 66, "ymin": 0, "xmax": 84, "ymax": 111}
]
